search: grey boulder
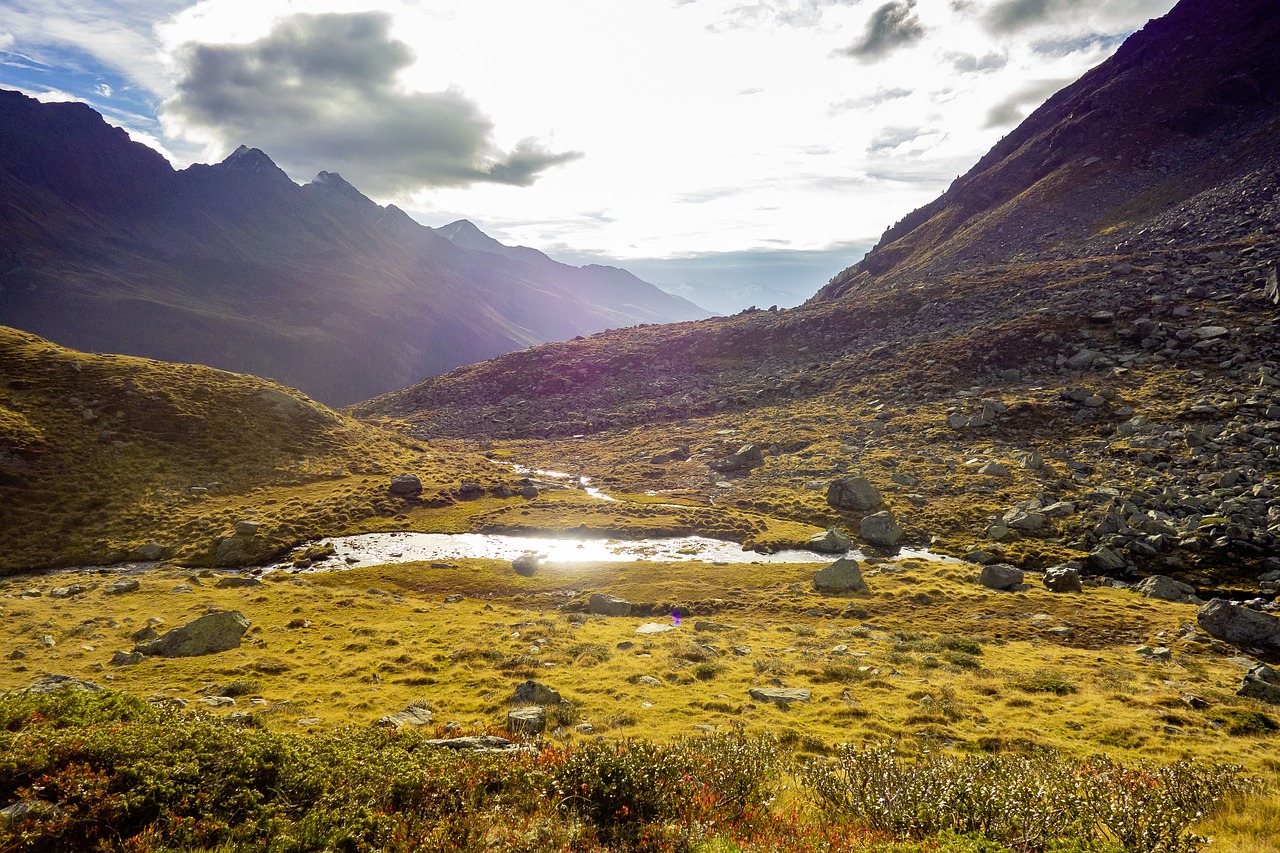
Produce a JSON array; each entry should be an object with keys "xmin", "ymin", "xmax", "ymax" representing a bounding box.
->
[
  {"xmin": 1134, "ymin": 575, "xmax": 1200, "ymax": 604},
  {"xmin": 1042, "ymin": 565, "xmax": 1083, "ymax": 593},
  {"xmin": 860, "ymin": 511, "xmax": 903, "ymax": 547},
  {"xmin": 513, "ymin": 680, "xmax": 562, "ymax": 705},
  {"xmin": 1196, "ymin": 599, "xmax": 1280, "ymax": 648},
  {"xmin": 813, "ymin": 558, "xmax": 868, "ymax": 593},
  {"xmin": 749, "ymin": 687, "xmax": 811, "ymax": 705},
  {"xmin": 808, "ymin": 527, "xmax": 854, "ymax": 554},
  {"xmin": 588, "ymin": 593, "xmax": 632, "ymax": 617},
  {"xmin": 1238, "ymin": 664, "xmax": 1280, "ymax": 705},
  {"xmin": 134, "ymin": 611, "xmax": 250, "ymax": 658},
  {"xmin": 826, "ymin": 475, "xmax": 884, "ymax": 512},
  {"xmin": 978, "ymin": 564, "xmax": 1025, "ymax": 591}
]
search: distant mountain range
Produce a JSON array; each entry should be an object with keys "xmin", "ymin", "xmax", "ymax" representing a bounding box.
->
[{"xmin": 0, "ymin": 90, "xmax": 707, "ymax": 405}]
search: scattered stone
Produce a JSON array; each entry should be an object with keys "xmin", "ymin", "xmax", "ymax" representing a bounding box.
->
[
  {"xmin": 444, "ymin": 594, "xmax": 463, "ymax": 604},
  {"xmin": 1088, "ymin": 546, "xmax": 1127, "ymax": 572},
  {"xmin": 748, "ymin": 687, "xmax": 811, "ymax": 705},
  {"xmin": 1196, "ymin": 599, "xmax": 1280, "ymax": 648},
  {"xmin": 129, "ymin": 542, "xmax": 167, "ymax": 562},
  {"xmin": 296, "ymin": 718, "xmax": 322, "ymax": 726},
  {"xmin": 512, "ymin": 553, "xmax": 540, "ymax": 577},
  {"xmin": 376, "ymin": 705, "xmax": 435, "ymax": 728},
  {"xmin": 213, "ymin": 536, "xmax": 250, "ymax": 566},
  {"xmin": 860, "ymin": 511, "xmax": 903, "ymax": 547},
  {"xmin": 636, "ymin": 622, "xmax": 676, "ymax": 635},
  {"xmin": 513, "ymin": 680, "xmax": 562, "ymax": 705},
  {"xmin": 1003, "ymin": 508, "xmax": 1047, "ymax": 532},
  {"xmin": 977, "ymin": 563, "xmax": 1024, "ymax": 591},
  {"xmin": 0, "ymin": 800, "xmax": 61, "ymax": 826},
  {"xmin": 234, "ymin": 520, "xmax": 261, "ymax": 537},
  {"xmin": 1047, "ymin": 626, "xmax": 1075, "ymax": 640},
  {"xmin": 1238, "ymin": 664, "xmax": 1280, "ymax": 705},
  {"xmin": 520, "ymin": 483, "xmax": 540, "ymax": 499},
  {"xmin": 109, "ymin": 651, "xmax": 144, "ymax": 667},
  {"xmin": 587, "ymin": 593, "xmax": 632, "ymax": 617},
  {"xmin": 215, "ymin": 576, "xmax": 263, "ymax": 589},
  {"xmin": 134, "ymin": 611, "xmax": 250, "ymax": 658},
  {"xmin": 1180, "ymin": 692, "xmax": 1211, "ymax": 710},
  {"xmin": 826, "ymin": 475, "xmax": 884, "ymax": 512},
  {"xmin": 637, "ymin": 675, "xmax": 663, "ymax": 687},
  {"xmin": 1136, "ymin": 645, "xmax": 1173, "ymax": 661},
  {"xmin": 693, "ymin": 621, "xmax": 734, "ymax": 632},
  {"xmin": 286, "ymin": 618, "xmax": 312, "ymax": 629},
  {"xmin": 709, "ymin": 443, "xmax": 765, "ymax": 472},
  {"xmin": 104, "ymin": 578, "xmax": 140, "ymax": 595},
  {"xmin": 14, "ymin": 675, "xmax": 103, "ymax": 695},
  {"xmin": 48, "ymin": 585, "xmax": 87, "ymax": 599},
  {"xmin": 977, "ymin": 461, "xmax": 1010, "ymax": 477},
  {"xmin": 808, "ymin": 527, "xmax": 854, "ymax": 553},
  {"xmin": 649, "ymin": 445, "xmax": 691, "ymax": 464},
  {"xmin": 422, "ymin": 735, "xmax": 519, "ymax": 752},
  {"xmin": 1134, "ymin": 575, "xmax": 1200, "ymax": 604},
  {"xmin": 813, "ymin": 557, "xmax": 868, "ymax": 593},
  {"xmin": 507, "ymin": 706, "xmax": 547, "ymax": 735},
  {"xmin": 1042, "ymin": 565, "xmax": 1083, "ymax": 593},
  {"xmin": 389, "ymin": 475, "xmax": 423, "ymax": 497},
  {"xmin": 199, "ymin": 696, "xmax": 235, "ymax": 707}
]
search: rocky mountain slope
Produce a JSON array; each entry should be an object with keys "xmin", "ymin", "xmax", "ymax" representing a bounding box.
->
[
  {"xmin": 356, "ymin": 0, "xmax": 1280, "ymax": 593},
  {"xmin": 0, "ymin": 92, "xmax": 706, "ymax": 405}
]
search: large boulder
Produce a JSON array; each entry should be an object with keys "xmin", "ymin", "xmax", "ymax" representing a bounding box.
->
[
  {"xmin": 134, "ymin": 611, "xmax": 250, "ymax": 658},
  {"xmin": 826, "ymin": 475, "xmax": 883, "ymax": 512},
  {"xmin": 860, "ymin": 511, "xmax": 903, "ymax": 547},
  {"xmin": 1238, "ymin": 664, "xmax": 1280, "ymax": 705},
  {"xmin": 1197, "ymin": 599, "xmax": 1280, "ymax": 648},
  {"xmin": 389, "ymin": 475, "xmax": 423, "ymax": 497},
  {"xmin": 513, "ymin": 680, "xmax": 562, "ymax": 705},
  {"xmin": 977, "ymin": 564, "xmax": 1025, "ymax": 591},
  {"xmin": 375, "ymin": 705, "xmax": 435, "ymax": 728},
  {"xmin": 512, "ymin": 553, "xmax": 540, "ymax": 577},
  {"xmin": 813, "ymin": 558, "xmax": 867, "ymax": 593},
  {"xmin": 808, "ymin": 527, "xmax": 854, "ymax": 554},
  {"xmin": 1134, "ymin": 575, "xmax": 1201, "ymax": 604},
  {"xmin": 749, "ymin": 687, "xmax": 811, "ymax": 705},
  {"xmin": 587, "ymin": 593, "xmax": 632, "ymax": 617},
  {"xmin": 709, "ymin": 443, "xmax": 765, "ymax": 472},
  {"xmin": 507, "ymin": 706, "xmax": 546, "ymax": 735},
  {"xmin": 1042, "ymin": 565, "xmax": 1083, "ymax": 593}
]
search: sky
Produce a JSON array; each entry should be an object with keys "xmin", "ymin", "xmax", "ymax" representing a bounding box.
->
[{"xmin": 0, "ymin": 0, "xmax": 1177, "ymax": 305}]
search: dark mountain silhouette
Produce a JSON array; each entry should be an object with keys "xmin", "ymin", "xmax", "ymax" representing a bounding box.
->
[
  {"xmin": 0, "ymin": 91, "xmax": 707, "ymax": 405},
  {"xmin": 817, "ymin": 0, "xmax": 1280, "ymax": 299}
]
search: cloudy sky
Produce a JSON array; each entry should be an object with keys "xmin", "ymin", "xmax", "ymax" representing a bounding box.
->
[{"xmin": 1, "ymin": 0, "xmax": 1176, "ymax": 302}]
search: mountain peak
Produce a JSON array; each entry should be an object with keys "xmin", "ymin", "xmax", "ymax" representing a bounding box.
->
[
  {"xmin": 217, "ymin": 145, "xmax": 294, "ymax": 185},
  {"xmin": 303, "ymin": 170, "xmax": 378, "ymax": 214},
  {"xmin": 434, "ymin": 219, "xmax": 509, "ymax": 254}
]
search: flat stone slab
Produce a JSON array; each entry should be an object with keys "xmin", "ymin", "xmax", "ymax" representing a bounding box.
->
[
  {"xmin": 749, "ymin": 687, "xmax": 812, "ymax": 704},
  {"xmin": 636, "ymin": 622, "xmax": 676, "ymax": 635}
]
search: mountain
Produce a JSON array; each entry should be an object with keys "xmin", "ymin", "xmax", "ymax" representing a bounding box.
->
[
  {"xmin": 356, "ymin": 0, "xmax": 1280, "ymax": 587},
  {"xmin": 654, "ymin": 279, "xmax": 809, "ymax": 316},
  {"xmin": 0, "ymin": 91, "xmax": 707, "ymax": 405},
  {"xmin": 817, "ymin": 0, "xmax": 1280, "ymax": 299}
]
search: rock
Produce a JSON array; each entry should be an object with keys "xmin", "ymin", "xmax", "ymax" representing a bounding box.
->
[
  {"xmin": 587, "ymin": 593, "xmax": 632, "ymax": 617},
  {"xmin": 134, "ymin": 611, "xmax": 250, "ymax": 658},
  {"xmin": 978, "ymin": 563, "xmax": 1025, "ymax": 591},
  {"xmin": 1136, "ymin": 645, "xmax": 1173, "ymax": 661},
  {"xmin": 234, "ymin": 520, "xmax": 261, "ymax": 537},
  {"xmin": 1047, "ymin": 626, "xmax": 1075, "ymax": 639},
  {"xmin": 808, "ymin": 527, "xmax": 854, "ymax": 553},
  {"xmin": 213, "ymin": 536, "xmax": 250, "ymax": 566},
  {"xmin": 1197, "ymin": 599, "xmax": 1280, "ymax": 648},
  {"xmin": 826, "ymin": 475, "xmax": 884, "ymax": 511},
  {"xmin": 1088, "ymin": 546, "xmax": 1127, "ymax": 572},
  {"xmin": 286, "ymin": 618, "xmax": 312, "ymax": 628},
  {"xmin": 636, "ymin": 622, "xmax": 676, "ymax": 635},
  {"xmin": 198, "ymin": 696, "xmax": 235, "ymax": 707},
  {"xmin": 375, "ymin": 704, "xmax": 435, "ymax": 728},
  {"xmin": 1043, "ymin": 565, "xmax": 1083, "ymax": 593},
  {"xmin": 813, "ymin": 557, "xmax": 868, "ymax": 593},
  {"xmin": 215, "ymin": 576, "xmax": 263, "ymax": 589},
  {"xmin": 444, "ymin": 594, "xmax": 463, "ymax": 604},
  {"xmin": 650, "ymin": 445, "xmax": 691, "ymax": 464},
  {"xmin": 0, "ymin": 800, "xmax": 61, "ymax": 826},
  {"xmin": 104, "ymin": 578, "xmax": 140, "ymax": 595},
  {"xmin": 1003, "ymin": 508, "xmax": 1047, "ymax": 532},
  {"xmin": 48, "ymin": 584, "xmax": 87, "ymax": 599},
  {"xmin": 422, "ymin": 735, "xmax": 518, "ymax": 752},
  {"xmin": 507, "ymin": 706, "xmax": 547, "ymax": 735},
  {"xmin": 389, "ymin": 475, "xmax": 423, "ymax": 497},
  {"xmin": 693, "ymin": 621, "xmax": 734, "ymax": 632},
  {"xmin": 109, "ymin": 651, "xmax": 144, "ymax": 667},
  {"xmin": 637, "ymin": 675, "xmax": 663, "ymax": 687},
  {"xmin": 512, "ymin": 553, "xmax": 540, "ymax": 576},
  {"xmin": 15, "ymin": 675, "xmax": 103, "ymax": 695},
  {"xmin": 513, "ymin": 680, "xmax": 562, "ymax": 705},
  {"xmin": 1134, "ymin": 575, "xmax": 1200, "ymax": 604},
  {"xmin": 520, "ymin": 483, "xmax": 539, "ymax": 499},
  {"xmin": 1238, "ymin": 664, "xmax": 1280, "ymax": 705},
  {"xmin": 1180, "ymin": 692, "xmax": 1210, "ymax": 710},
  {"xmin": 129, "ymin": 542, "xmax": 167, "ymax": 561},
  {"xmin": 748, "ymin": 687, "xmax": 811, "ymax": 705},
  {"xmin": 709, "ymin": 443, "xmax": 765, "ymax": 472},
  {"xmin": 977, "ymin": 461, "xmax": 1010, "ymax": 477},
  {"xmin": 860, "ymin": 511, "xmax": 903, "ymax": 547}
]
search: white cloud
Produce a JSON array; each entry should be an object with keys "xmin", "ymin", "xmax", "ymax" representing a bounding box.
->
[{"xmin": 1, "ymin": 0, "xmax": 1179, "ymax": 263}]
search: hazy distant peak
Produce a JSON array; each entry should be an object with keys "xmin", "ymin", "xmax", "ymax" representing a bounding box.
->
[
  {"xmin": 217, "ymin": 145, "xmax": 294, "ymax": 184},
  {"xmin": 435, "ymin": 219, "xmax": 508, "ymax": 254},
  {"xmin": 305, "ymin": 170, "xmax": 379, "ymax": 213}
]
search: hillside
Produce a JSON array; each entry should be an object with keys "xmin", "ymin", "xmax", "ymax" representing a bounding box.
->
[
  {"xmin": 356, "ymin": 0, "xmax": 1280, "ymax": 593},
  {"xmin": 0, "ymin": 92, "xmax": 707, "ymax": 405}
]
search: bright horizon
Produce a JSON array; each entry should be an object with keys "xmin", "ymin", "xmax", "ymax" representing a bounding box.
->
[{"xmin": 1, "ymin": 0, "xmax": 1177, "ymax": 301}]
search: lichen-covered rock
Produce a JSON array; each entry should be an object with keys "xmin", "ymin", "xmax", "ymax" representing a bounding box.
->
[
  {"xmin": 826, "ymin": 475, "xmax": 883, "ymax": 511},
  {"xmin": 587, "ymin": 593, "xmax": 632, "ymax": 617},
  {"xmin": 808, "ymin": 527, "xmax": 854, "ymax": 554},
  {"xmin": 1042, "ymin": 565, "xmax": 1083, "ymax": 593},
  {"xmin": 134, "ymin": 611, "xmax": 250, "ymax": 658},
  {"xmin": 977, "ymin": 563, "xmax": 1024, "ymax": 590},
  {"xmin": 813, "ymin": 557, "xmax": 868, "ymax": 593},
  {"xmin": 860, "ymin": 511, "xmax": 903, "ymax": 547},
  {"xmin": 1238, "ymin": 664, "xmax": 1280, "ymax": 705},
  {"xmin": 1134, "ymin": 575, "xmax": 1200, "ymax": 604},
  {"xmin": 1196, "ymin": 598, "xmax": 1280, "ymax": 648}
]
